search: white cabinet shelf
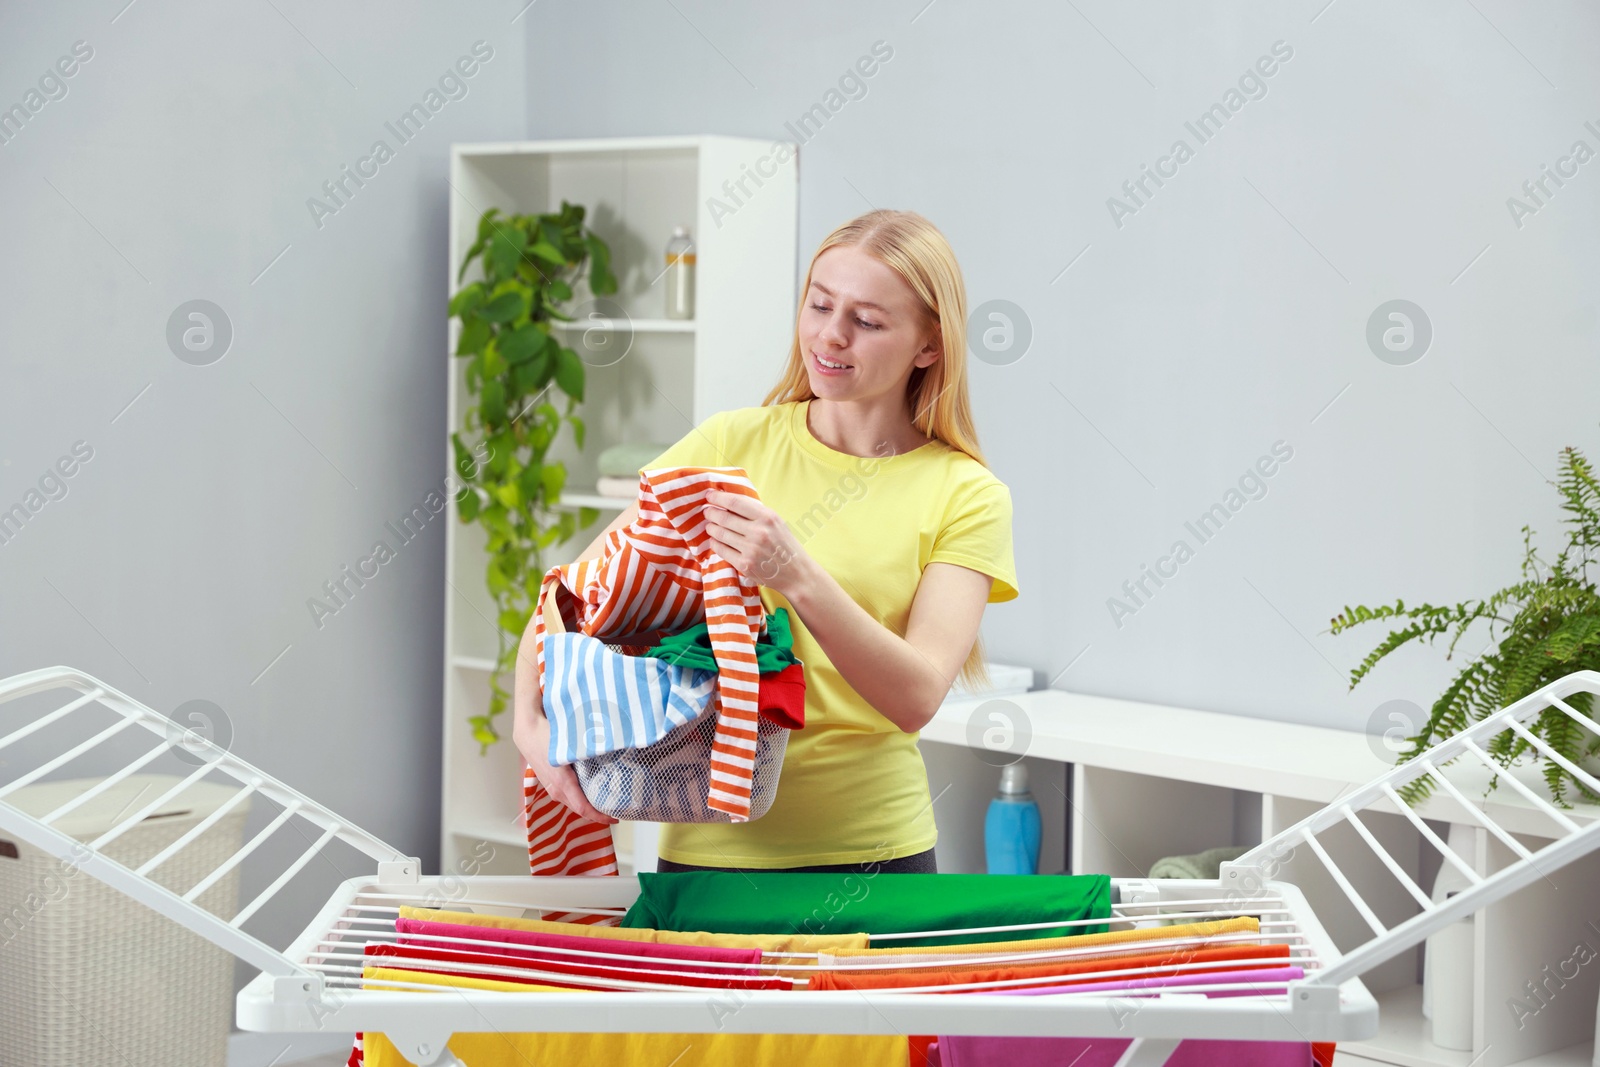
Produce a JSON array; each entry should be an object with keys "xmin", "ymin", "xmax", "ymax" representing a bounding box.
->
[
  {"xmin": 548, "ymin": 318, "xmax": 695, "ymax": 333},
  {"xmin": 440, "ymin": 135, "xmax": 797, "ymax": 880},
  {"xmin": 920, "ymin": 687, "xmax": 1600, "ymax": 1067},
  {"xmin": 551, "ymin": 491, "xmax": 631, "ymax": 512}
]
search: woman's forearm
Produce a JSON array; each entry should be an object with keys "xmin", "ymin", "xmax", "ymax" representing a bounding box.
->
[
  {"xmin": 511, "ymin": 608, "xmax": 544, "ymax": 738},
  {"xmin": 783, "ymin": 554, "xmax": 952, "ymax": 732}
]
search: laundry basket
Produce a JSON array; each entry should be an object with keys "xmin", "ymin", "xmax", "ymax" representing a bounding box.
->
[
  {"xmin": 0, "ymin": 774, "xmax": 252, "ymax": 1067},
  {"xmin": 574, "ymin": 695, "xmax": 791, "ymax": 822}
]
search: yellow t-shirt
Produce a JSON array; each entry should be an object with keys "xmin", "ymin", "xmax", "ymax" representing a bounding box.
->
[{"xmin": 643, "ymin": 399, "xmax": 1019, "ymax": 868}]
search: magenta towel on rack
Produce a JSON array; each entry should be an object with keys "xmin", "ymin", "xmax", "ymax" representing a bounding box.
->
[
  {"xmin": 394, "ymin": 916, "xmax": 764, "ymax": 974},
  {"xmin": 938, "ymin": 971, "xmax": 1314, "ymax": 1067},
  {"xmin": 990, "ymin": 964, "xmax": 1304, "ymax": 997},
  {"xmin": 935, "ymin": 1036, "xmax": 1313, "ymax": 1067}
]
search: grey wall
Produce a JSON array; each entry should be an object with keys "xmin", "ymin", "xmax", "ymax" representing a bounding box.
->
[
  {"xmin": 0, "ymin": 0, "xmax": 525, "ymax": 987},
  {"xmin": 522, "ymin": 1, "xmax": 1600, "ymax": 738}
]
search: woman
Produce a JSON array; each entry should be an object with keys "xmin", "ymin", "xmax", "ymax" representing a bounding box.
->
[{"xmin": 513, "ymin": 209, "xmax": 1018, "ymax": 875}]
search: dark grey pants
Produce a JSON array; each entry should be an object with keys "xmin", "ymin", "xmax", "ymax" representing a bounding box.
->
[{"xmin": 654, "ymin": 846, "xmax": 938, "ymax": 875}]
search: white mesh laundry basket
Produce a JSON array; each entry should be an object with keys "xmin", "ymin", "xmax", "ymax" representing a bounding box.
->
[
  {"xmin": 573, "ymin": 697, "xmax": 791, "ymax": 822},
  {"xmin": 0, "ymin": 774, "xmax": 251, "ymax": 1067}
]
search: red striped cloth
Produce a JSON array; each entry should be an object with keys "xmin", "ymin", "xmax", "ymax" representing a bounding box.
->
[
  {"xmin": 524, "ymin": 466, "xmax": 767, "ymax": 883},
  {"xmin": 349, "ymin": 470, "xmax": 768, "ymax": 1064}
]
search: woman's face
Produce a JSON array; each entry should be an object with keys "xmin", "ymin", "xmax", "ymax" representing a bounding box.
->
[{"xmin": 798, "ymin": 245, "xmax": 940, "ymax": 404}]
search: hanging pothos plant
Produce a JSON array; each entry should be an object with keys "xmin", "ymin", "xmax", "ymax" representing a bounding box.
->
[
  {"xmin": 1330, "ymin": 441, "xmax": 1600, "ymax": 807},
  {"xmin": 448, "ymin": 200, "xmax": 617, "ymax": 750}
]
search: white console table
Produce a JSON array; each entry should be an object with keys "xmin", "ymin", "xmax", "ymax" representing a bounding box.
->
[{"xmin": 920, "ymin": 684, "xmax": 1600, "ymax": 1067}]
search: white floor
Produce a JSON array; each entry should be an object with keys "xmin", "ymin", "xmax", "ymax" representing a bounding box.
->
[{"xmin": 227, "ymin": 1031, "xmax": 356, "ymax": 1066}]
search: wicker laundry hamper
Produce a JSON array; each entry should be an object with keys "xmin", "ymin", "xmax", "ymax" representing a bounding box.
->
[{"xmin": 0, "ymin": 774, "xmax": 251, "ymax": 1067}]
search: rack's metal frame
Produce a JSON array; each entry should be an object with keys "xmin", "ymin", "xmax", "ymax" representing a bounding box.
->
[{"xmin": 3, "ymin": 665, "xmax": 1598, "ymax": 1067}]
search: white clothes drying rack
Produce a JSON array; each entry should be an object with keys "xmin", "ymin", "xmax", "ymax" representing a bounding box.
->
[{"xmin": 2, "ymin": 665, "xmax": 1600, "ymax": 1067}]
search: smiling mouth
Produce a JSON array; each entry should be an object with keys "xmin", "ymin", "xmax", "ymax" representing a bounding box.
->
[{"xmin": 813, "ymin": 351, "xmax": 852, "ymax": 370}]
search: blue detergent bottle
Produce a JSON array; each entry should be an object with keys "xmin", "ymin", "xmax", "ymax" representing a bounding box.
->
[{"xmin": 984, "ymin": 763, "xmax": 1041, "ymax": 875}]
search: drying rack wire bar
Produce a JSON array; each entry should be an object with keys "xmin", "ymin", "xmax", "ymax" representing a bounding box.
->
[
  {"xmin": 1223, "ymin": 669, "xmax": 1600, "ymax": 992},
  {"xmin": 3, "ymin": 665, "xmax": 1600, "ymax": 1067},
  {"xmin": 0, "ymin": 666, "xmax": 416, "ymax": 980}
]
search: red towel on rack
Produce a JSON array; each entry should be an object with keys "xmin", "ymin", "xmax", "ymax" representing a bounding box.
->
[
  {"xmin": 367, "ymin": 942, "xmax": 790, "ymax": 991},
  {"xmin": 523, "ymin": 466, "xmax": 769, "ymax": 883}
]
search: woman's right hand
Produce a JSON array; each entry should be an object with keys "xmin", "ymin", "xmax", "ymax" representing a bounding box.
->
[{"xmin": 514, "ymin": 696, "xmax": 618, "ymax": 827}]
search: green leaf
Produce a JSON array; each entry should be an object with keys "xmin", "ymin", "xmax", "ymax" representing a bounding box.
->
[
  {"xmin": 528, "ymin": 240, "xmax": 566, "ymax": 267},
  {"xmin": 487, "ymin": 431, "xmax": 515, "ymax": 477},
  {"xmin": 549, "ymin": 279, "xmax": 572, "ymax": 303},
  {"xmin": 499, "ymin": 323, "xmax": 546, "ymax": 365},
  {"xmin": 456, "ymin": 489, "xmax": 481, "ymax": 522},
  {"xmin": 476, "ymin": 207, "xmax": 502, "ymax": 244},
  {"xmin": 480, "ymin": 340, "xmax": 506, "ymax": 379},
  {"xmin": 554, "ymin": 345, "xmax": 585, "ymax": 401},
  {"xmin": 518, "ymin": 462, "xmax": 544, "ymax": 506},
  {"xmin": 480, "ymin": 379, "xmax": 507, "ymax": 426},
  {"xmin": 539, "ymin": 219, "xmax": 566, "ymax": 251},
  {"xmin": 498, "ymin": 608, "xmax": 526, "ymax": 634},
  {"xmin": 541, "ymin": 463, "xmax": 566, "ymax": 502},
  {"xmin": 488, "ymin": 226, "xmax": 528, "ymax": 278},
  {"xmin": 569, "ymin": 414, "xmax": 586, "ymax": 451},
  {"xmin": 455, "ymin": 316, "xmax": 490, "ymax": 357},
  {"xmin": 448, "ymin": 283, "xmax": 485, "ymax": 318},
  {"xmin": 478, "ymin": 291, "xmax": 528, "ymax": 323},
  {"xmin": 456, "ymin": 240, "xmax": 486, "ymax": 284},
  {"xmin": 513, "ymin": 353, "xmax": 547, "ymax": 395},
  {"xmin": 578, "ymin": 506, "xmax": 601, "ymax": 528},
  {"xmin": 585, "ymin": 233, "xmax": 617, "ymax": 295}
]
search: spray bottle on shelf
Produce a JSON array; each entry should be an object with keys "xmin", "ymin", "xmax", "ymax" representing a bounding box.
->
[
  {"xmin": 984, "ymin": 763, "xmax": 1041, "ymax": 875},
  {"xmin": 664, "ymin": 225, "xmax": 695, "ymax": 320}
]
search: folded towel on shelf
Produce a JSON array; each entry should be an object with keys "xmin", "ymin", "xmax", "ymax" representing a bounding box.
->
[
  {"xmin": 595, "ymin": 474, "xmax": 639, "ymax": 498},
  {"xmin": 597, "ymin": 441, "xmax": 674, "ymax": 477},
  {"xmin": 1148, "ymin": 845, "xmax": 1250, "ymax": 881}
]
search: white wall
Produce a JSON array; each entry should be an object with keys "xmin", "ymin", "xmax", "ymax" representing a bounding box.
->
[
  {"xmin": 523, "ymin": 0, "xmax": 1600, "ymax": 739},
  {"xmin": 0, "ymin": 0, "xmax": 526, "ymax": 993}
]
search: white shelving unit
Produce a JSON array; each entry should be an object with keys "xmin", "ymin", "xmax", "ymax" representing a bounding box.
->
[
  {"xmin": 441, "ymin": 136, "xmax": 798, "ymax": 877},
  {"xmin": 920, "ymin": 688, "xmax": 1600, "ymax": 1067}
]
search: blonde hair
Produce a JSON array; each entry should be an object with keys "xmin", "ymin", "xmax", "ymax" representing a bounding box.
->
[{"xmin": 762, "ymin": 209, "xmax": 994, "ymax": 693}]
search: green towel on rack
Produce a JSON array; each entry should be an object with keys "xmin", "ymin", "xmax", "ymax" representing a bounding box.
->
[
  {"xmin": 1147, "ymin": 845, "xmax": 1250, "ymax": 880},
  {"xmin": 598, "ymin": 441, "xmax": 675, "ymax": 478},
  {"xmin": 621, "ymin": 871, "xmax": 1112, "ymax": 947},
  {"xmin": 645, "ymin": 608, "xmax": 798, "ymax": 674}
]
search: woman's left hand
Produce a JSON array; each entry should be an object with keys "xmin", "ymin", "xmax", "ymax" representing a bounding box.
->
[{"xmin": 704, "ymin": 489, "xmax": 810, "ymax": 597}]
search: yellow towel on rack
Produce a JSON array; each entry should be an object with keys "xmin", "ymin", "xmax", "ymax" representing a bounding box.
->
[
  {"xmin": 819, "ymin": 916, "xmax": 1261, "ymax": 968},
  {"xmin": 400, "ymin": 905, "xmax": 869, "ymax": 954},
  {"xmin": 360, "ymin": 966, "xmax": 908, "ymax": 1067}
]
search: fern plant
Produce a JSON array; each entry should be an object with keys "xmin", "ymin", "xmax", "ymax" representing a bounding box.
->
[
  {"xmin": 1329, "ymin": 442, "xmax": 1600, "ymax": 807},
  {"xmin": 448, "ymin": 201, "xmax": 616, "ymax": 749}
]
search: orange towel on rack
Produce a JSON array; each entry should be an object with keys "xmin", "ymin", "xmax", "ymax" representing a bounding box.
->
[
  {"xmin": 523, "ymin": 467, "xmax": 772, "ymax": 884},
  {"xmin": 359, "ymin": 966, "xmax": 909, "ymax": 1067},
  {"xmin": 399, "ymin": 906, "xmax": 869, "ymax": 956},
  {"xmin": 821, "ymin": 916, "xmax": 1261, "ymax": 969},
  {"xmin": 809, "ymin": 941, "xmax": 1292, "ymax": 992}
]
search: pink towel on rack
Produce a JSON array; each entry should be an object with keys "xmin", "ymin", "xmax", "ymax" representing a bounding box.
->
[
  {"xmin": 395, "ymin": 916, "xmax": 765, "ymax": 974},
  {"xmin": 523, "ymin": 467, "xmax": 768, "ymax": 884}
]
